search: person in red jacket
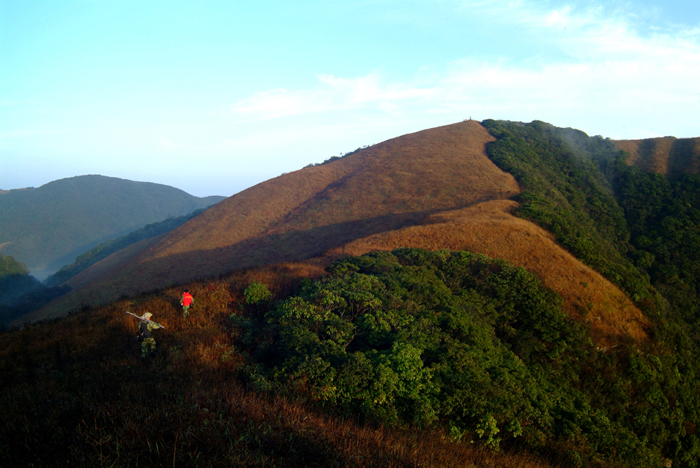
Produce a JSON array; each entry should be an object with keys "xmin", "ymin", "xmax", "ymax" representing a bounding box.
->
[{"xmin": 181, "ymin": 289, "xmax": 194, "ymax": 318}]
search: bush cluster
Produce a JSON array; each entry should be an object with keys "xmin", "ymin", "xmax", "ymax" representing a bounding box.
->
[{"xmin": 234, "ymin": 248, "xmax": 699, "ymax": 467}]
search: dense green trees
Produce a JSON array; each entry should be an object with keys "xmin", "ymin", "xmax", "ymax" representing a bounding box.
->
[
  {"xmin": 233, "ymin": 249, "xmax": 700, "ymax": 466},
  {"xmin": 480, "ymin": 119, "xmax": 700, "ymax": 345},
  {"xmin": 613, "ymin": 163, "xmax": 700, "ymax": 342}
]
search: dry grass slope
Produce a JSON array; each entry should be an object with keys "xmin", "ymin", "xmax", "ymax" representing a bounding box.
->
[
  {"xmin": 327, "ymin": 200, "xmax": 649, "ymax": 343},
  {"xmin": 31, "ymin": 120, "xmax": 648, "ymax": 344},
  {"xmin": 613, "ymin": 137, "xmax": 700, "ymax": 176},
  {"xmin": 34, "ymin": 121, "xmax": 513, "ymax": 318}
]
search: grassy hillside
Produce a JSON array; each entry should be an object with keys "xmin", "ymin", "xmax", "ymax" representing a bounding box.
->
[
  {"xmin": 4, "ymin": 211, "xmax": 205, "ymax": 326},
  {"xmin": 327, "ymin": 200, "xmax": 648, "ymax": 343},
  {"xmin": 3, "ymin": 120, "xmax": 700, "ymax": 466},
  {"xmin": 31, "ymin": 122, "xmax": 653, "ymax": 347},
  {"xmin": 0, "ymin": 263, "xmax": 561, "ymax": 468},
  {"xmin": 0, "ymin": 175, "xmax": 224, "ymax": 279},
  {"xmin": 2, "ymin": 247, "xmax": 698, "ymax": 467},
  {"xmin": 34, "ymin": 121, "xmax": 520, "ymax": 320},
  {"xmin": 233, "ymin": 249, "xmax": 698, "ymax": 467}
]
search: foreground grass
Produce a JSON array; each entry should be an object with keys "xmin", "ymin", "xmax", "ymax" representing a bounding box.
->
[{"xmin": 0, "ymin": 272, "xmax": 562, "ymax": 468}]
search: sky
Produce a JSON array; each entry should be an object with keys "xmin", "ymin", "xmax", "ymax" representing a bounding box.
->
[{"xmin": 1, "ymin": 0, "xmax": 699, "ymax": 198}]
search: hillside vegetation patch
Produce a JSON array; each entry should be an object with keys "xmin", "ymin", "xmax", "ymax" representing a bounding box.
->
[{"xmin": 232, "ymin": 249, "xmax": 698, "ymax": 467}]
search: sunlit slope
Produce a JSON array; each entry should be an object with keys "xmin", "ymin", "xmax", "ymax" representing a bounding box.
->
[
  {"xmin": 32, "ymin": 120, "xmax": 517, "ymax": 319},
  {"xmin": 328, "ymin": 199, "xmax": 649, "ymax": 342},
  {"xmin": 33, "ymin": 120, "xmax": 647, "ymax": 343},
  {"xmin": 613, "ymin": 136, "xmax": 700, "ymax": 176}
]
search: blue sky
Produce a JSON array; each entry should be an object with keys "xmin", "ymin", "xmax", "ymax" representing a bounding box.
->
[{"xmin": 1, "ymin": 0, "xmax": 699, "ymax": 197}]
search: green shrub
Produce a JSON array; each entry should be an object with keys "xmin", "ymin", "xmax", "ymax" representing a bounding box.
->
[{"xmin": 231, "ymin": 249, "xmax": 674, "ymax": 464}]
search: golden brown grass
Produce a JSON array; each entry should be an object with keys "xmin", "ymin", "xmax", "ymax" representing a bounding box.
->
[
  {"xmin": 613, "ymin": 137, "xmax": 700, "ymax": 176},
  {"xmin": 28, "ymin": 120, "xmax": 647, "ymax": 346},
  {"xmin": 325, "ymin": 200, "xmax": 649, "ymax": 344},
  {"xmin": 32, "ymin": 120, "xmax": 517, "ymax": 322}
]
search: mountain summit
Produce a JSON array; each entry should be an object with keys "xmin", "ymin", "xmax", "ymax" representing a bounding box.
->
[{"xmin": 30, "ymin": 121, "xmax": 647, "ymax": 342}]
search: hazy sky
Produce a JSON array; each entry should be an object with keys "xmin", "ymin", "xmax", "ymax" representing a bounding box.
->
[{"xmin": 2, "ymin": 0, "xmax": 699, "ymax": 197}]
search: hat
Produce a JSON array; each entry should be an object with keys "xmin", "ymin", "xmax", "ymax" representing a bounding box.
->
[{"xmin": 141, "ymin": 312, "xmax": 153, "ymax": 320}]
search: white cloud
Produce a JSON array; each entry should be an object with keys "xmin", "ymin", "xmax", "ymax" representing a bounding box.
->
[
  {"xmin": 232, "ymin": 72, "xmax": 438, "ymax": 121},
  {"xmin": 229, "ymin": 0, "xmax": 700, "ymax": 138},
  {"xmin": 542, "ymin": 6, "xmax": 581, "ymax": 29}
]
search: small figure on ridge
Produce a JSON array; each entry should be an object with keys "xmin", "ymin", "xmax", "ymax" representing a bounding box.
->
[
  {"xmin": 134, "ymin": 312, "xmax": 163, "ymax": 358},
  {"xmin": 181, "ymin": 289, "xmax": 194, "ymax": 318}
]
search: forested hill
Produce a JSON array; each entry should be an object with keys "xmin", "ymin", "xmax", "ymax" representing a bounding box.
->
[
  {"xmin": 481, "ymin": 119, "xmax": 700, "ymax": 319},
  {"xmin": 231, "ymin": 121, "xmax": 700, "ymax": 466},
  {"xmin": 0, "ymin": 175, "xmax": 224, "ymax": 279}
]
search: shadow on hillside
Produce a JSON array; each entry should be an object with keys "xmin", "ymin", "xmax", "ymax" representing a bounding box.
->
[
  {"xmin": 145, "ymin": 210, "xmax": 441, "ymax": 279},
  {"xmin": 34, "ymin": 209, "xmax": 462, "ymax": 318},
  {"xmin": 669, "ymin": 138, "xmax": 700, "ymax": 176},
  {"xmin": 634, "ymin": 137, "xmax": 700, "ymax": 177}
]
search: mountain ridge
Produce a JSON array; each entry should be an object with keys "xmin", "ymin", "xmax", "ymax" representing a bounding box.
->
[
  {"xmin": 30, "ymin": 121, "xmax": 517, "ymax": 319},
  {"xmin": 6, "ymin": 119, "xmax": 700, "ymax": 467},
  {"xmin": 28, "ymin": 120, "xmax": 647, "ymax": 345},
  {"xmin": 0, "ymin": 175, "xmax": 225, "ymax": 279},
  {"xmin": 612, "ymin": 136, "xmax": 700, "ymax": 176}
]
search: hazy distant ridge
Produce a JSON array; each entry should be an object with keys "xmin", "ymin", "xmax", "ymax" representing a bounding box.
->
[
  {"xmin": 0, "ymin": 175, "xmax": 224, "ymax": 279},
  {"xmin": 44, "ymin": 210, "xmax": 207, "ymax": 287}
]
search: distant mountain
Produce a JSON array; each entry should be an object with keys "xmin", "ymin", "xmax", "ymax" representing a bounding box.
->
[
  {"xmin": 0, "ymin": 175, "xmax": 225, "ymax": 279},
  {"xmin": 612, "ymin": 136, "xmax": 700, "ymax": 177}
]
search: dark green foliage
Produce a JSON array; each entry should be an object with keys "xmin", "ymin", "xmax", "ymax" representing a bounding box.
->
[
  {"xmin": 481, "ymin": 120, "xmax": 651, "ymax": 303},
  {"xmin": 612, "ymin": 162, "xmax": 700, "ymax": 336},
  {"xmin": 244, "ymin": 281, "xmax": 273, "ymax": 305},
  {"xmin": 232, "ymin": 248, "xmax": 700, "ymax": 466},
  {"xmin": 475, "ymin": 120, "xmax": 700, "ymax": 466}
]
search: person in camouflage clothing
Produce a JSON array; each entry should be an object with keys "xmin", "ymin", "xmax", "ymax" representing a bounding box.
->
[{"xmin": 138, "ymin": 312, "xmax": 163, "ymax": 358}]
